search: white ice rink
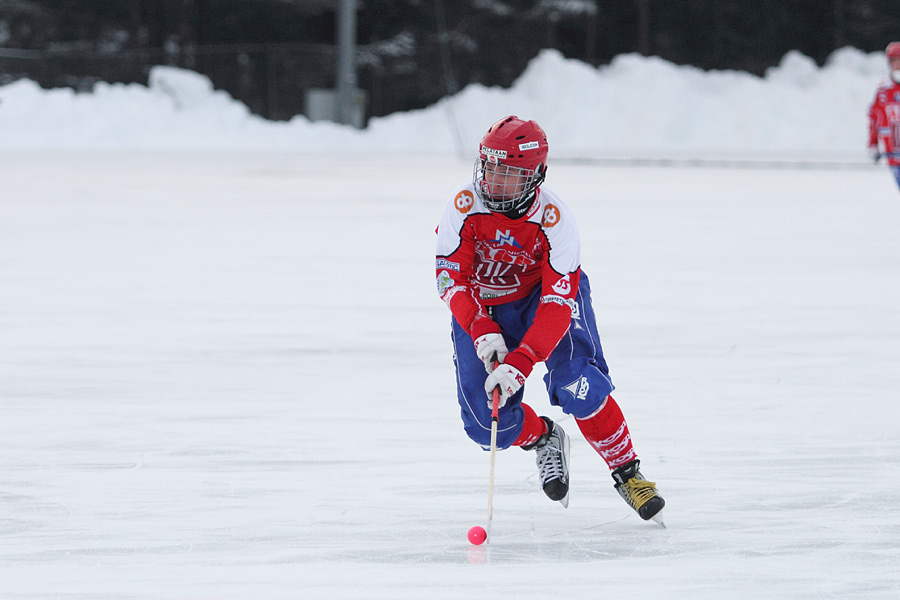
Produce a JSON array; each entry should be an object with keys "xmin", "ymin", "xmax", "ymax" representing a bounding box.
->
[{"xmin": 2, "ymin": 151, "xmax": 899, "ymax": 599}]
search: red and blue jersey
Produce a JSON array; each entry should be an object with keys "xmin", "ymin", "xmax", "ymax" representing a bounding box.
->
[
  {"xmin": 436, "ymin": 181, "xmax": 581, "ymax": 376},
  {"xmin": 869, "ymin": 80, "xmax": 900, "ymax": 166}
]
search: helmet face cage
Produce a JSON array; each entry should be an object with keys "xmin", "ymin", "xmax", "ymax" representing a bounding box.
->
[
  {"xmin": 473, "ymin": 116, "xmax": 548, "ymax": 215},
  {"xmin": 473, "ymin": 158, "xmax": 540, "ymax": 214}
]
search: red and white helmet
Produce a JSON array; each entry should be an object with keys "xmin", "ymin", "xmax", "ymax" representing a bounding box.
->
[
  {"xmin": 473, "ymin": 116, "xmax": 549, "ymax": 216},
  {"xmin": 886, "ymin": 42, "xmax": 900, "ymax": 59},
  {"xmin": 887, "ymin": 42, "xmax": 900, "ymax": 83}
]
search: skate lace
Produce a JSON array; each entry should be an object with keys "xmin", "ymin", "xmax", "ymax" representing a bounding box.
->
[
  {"xmin": 536, "ymin": 444, "xmax": 564, "ymax": 483},
  {"xmin": 623, "ymin": 478, "xmax": 658, "ymax": 506}
]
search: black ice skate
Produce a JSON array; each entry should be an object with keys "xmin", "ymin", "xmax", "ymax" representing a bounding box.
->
[
  {"xmin": 611, "ymin": 459, "xmax": 665, "ymax": 525},
  {"xmin": 522, "ymin": 416, "xmax": 570, "ymax": 508}
]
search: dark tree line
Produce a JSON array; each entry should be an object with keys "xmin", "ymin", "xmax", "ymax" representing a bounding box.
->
[{"xmin": 1, "ymin": 0, "xmax": 899, "ymax": 122}]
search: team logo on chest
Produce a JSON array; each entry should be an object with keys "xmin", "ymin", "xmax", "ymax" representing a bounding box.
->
[
  {"xmin": 490, "ymin": 229, "xmax": 522, "ymax": 248},
  {"xmin": 474, "ymin": 227, "xmax": 535, "ymax": 298}
]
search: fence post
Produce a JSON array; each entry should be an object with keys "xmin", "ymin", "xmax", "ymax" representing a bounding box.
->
[
  {"xmin": 267, "ymin": 44, "xmax": 278, "ymax": 120},
  {"xmin": 336, "ymin": 0, "xmax": 358, "ymax": 126}
]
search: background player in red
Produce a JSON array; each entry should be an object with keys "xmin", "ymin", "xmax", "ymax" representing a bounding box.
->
[
  {"xmin": 435, "ymin": 115, "xmax": 665, "ymax": 522},
  {"xmin": 868, "ymin": 41, "xmax": 900, "ymax": 189}
]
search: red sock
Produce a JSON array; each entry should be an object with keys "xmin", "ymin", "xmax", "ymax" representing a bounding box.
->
[
  {"xmin": 576, "ymin": 395, "xmax": 637, "ymax": 469},
  {"xmin": 513, "ymin": 403, "xmax": 547, "ymax": 447}
]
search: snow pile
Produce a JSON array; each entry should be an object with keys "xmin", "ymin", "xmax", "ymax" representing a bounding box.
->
[{"xmin": 0, "ymin": 47, "xmax": 889, "ymax": 157}]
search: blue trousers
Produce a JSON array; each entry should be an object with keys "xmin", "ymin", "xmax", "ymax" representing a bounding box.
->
[
  {"xmin": 891, "ymin": 166, "xmax": 900, "ymax": 190},
  {"xmin": 450, "ymin": 272, "xmax": 614, "ymax": 449}
]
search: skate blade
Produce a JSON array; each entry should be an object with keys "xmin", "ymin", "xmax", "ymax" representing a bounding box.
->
[
  {"xmin": 650, "ymin": 511, "xmax": 666, "ymax": 528},
  {"xmin": 559, "ymin": 431, "xmax": 570, "ymax": 509}
]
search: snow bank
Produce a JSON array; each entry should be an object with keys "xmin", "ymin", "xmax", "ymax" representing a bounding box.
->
[{"xmin": 0, "ymin": 47, "xmax": 888, "ymax": 157}]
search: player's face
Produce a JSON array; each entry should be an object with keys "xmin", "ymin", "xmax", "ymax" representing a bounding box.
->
[
  {"xmin": 891, "ymin": 56, "xmax": 900, "ymax": 71},
  {"xmin": 482, "ymin": 161, "xmax": 529, "ymax": 201}
]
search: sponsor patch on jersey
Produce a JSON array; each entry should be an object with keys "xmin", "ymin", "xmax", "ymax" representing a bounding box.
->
[
  {"xmin": 443, "ymin": 286, "xmax": 462, "ymax": 305},
  {"xmin": 481, "ymin": 145, "xmax": 507, "ymax": 159},
  {"xmin": 454, "ymin": 190, "xmax": 475, "ymax": 213},
  {"xmin": 540, "ymin": 295, "xmax": 567, "ymax": 308},
  {"xmin": 552, "ymin": 273, "xmax": 572, "ymax": 295},
  {"xmin": 437, "ymin": 270, "xmax": 455, "ymax": 294},
  {"xmin": 436, "ymin": 258, "xmax": 459, "ymax": 271},
  {"xmin": 541, "ymin": 295, "xmax": 579, "ymax": 320},
  {"xmin": 491, "ymin": 229, "xmax": 521, "ymax": 248},
  {"xmin": 542, "ymin": 204, "xmax": 561, "ymax": 227},
  {"xmin": 518, "ymin": 141, "xmax": 540, "ymax": 151}
]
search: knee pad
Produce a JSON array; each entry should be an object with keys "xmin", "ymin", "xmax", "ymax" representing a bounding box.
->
[{"xmin": 544, "ymin": 357, "xmax": 615, "ymax": 419}]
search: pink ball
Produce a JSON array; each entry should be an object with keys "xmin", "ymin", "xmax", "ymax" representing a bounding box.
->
[{"xmin": 467, "ymin": 525, "xmax": 487, "ymax": 545}]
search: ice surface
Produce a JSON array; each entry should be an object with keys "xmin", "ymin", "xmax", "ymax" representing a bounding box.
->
[
  {"xmin": 2, "ymin": 43, "xmax": 900, "ymax": 599},
  {"xmin": 2, "ymin": 151, "xmax": 899, "ymax": 599}
]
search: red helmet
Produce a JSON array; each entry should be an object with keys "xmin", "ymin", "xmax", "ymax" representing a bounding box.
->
[
  {"xmin": 473, "ymin": 116, "xmax": 549, "ymax": 216},
  {"xmin": 886, "ymin": 42, "xmax": 900, "ymax": 59}
]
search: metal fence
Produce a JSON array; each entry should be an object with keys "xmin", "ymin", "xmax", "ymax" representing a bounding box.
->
[{"xmin": 0, "ymin": 41, "xmax": 344, "ymax": 122}]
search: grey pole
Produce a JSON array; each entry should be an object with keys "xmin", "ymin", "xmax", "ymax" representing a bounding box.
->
[{"xmin": 336, "ymin": 0, "xmax": 358, "ymax": 126}]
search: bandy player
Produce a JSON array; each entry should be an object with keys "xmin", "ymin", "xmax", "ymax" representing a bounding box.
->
[
  {"xmin": 868, "ymin": 41, "xmax": 900, "ymax": 190},
  {"xmin": 435, "ymin": 115, "xmax": 665, "ymax": 522}
]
